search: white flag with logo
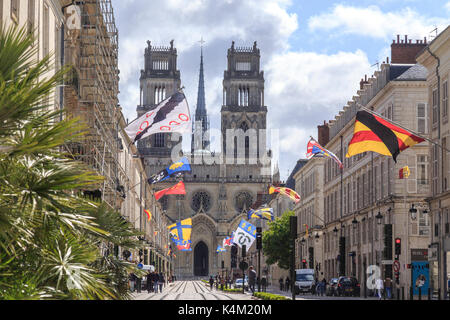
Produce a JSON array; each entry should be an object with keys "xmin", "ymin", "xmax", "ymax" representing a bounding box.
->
[
  {"xmin": 232, "ymin": 219, "xmax": 257, "ymax": 249},
  {"xmin": 125, "ymin": 91, "xmax": 191, "ymax": 143}
]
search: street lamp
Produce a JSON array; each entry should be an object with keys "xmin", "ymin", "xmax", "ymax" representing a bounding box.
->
[
  {"xmin": 315, "ymin": 232, "xmax": 320, "ymax": 239},
  {"xmin": 352, "ymin": 216, "xmax": 358, "ymax": 229},
  {"xmin": 409, "ymin": 204, "xmax": 418, "ymax": 220},
  {"xmin": 375, "ymin": 211, "xmax": 383, "ymax": 225},
  {"xmin": 301, "ymin": 238, "xmax": 306, "ymax": 244},
  {"xmin": 333, "ymin": 226, "xmax": 338, "ymax": 234}
]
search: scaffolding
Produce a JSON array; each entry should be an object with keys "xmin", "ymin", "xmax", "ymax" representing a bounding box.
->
[{"xmin": 64, "ymin": 0, "xmax": 125, "ymax": 210}]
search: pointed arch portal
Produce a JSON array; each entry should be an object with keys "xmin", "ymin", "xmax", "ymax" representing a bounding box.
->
[{"xmin": 194, "ymin": 241, "xmax": 209, "ymax": 276}]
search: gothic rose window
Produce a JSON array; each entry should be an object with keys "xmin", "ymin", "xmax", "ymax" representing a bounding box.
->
[
  {"xmin": 191, "ymin": 191, "xmax": 211, "ymax": 212},
  {"xmin": 235, "ymin": 191, "xmax": 253, "ymax": 212}
]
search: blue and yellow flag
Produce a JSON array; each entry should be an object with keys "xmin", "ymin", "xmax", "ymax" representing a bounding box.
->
[
  {"xmin": 148, "ymin": 157, "xmax": 191, "ymax": 184},
  {"xmin": 168, "ymin": 218, "xmax": 192, "ymax": 243},
  {"xmin": 247, "ymin": 207, "xmax": 274, "ymax": 221},
  {"xmin": 216, "ymin": 245, "xmax": 226, "ymax": 253}
]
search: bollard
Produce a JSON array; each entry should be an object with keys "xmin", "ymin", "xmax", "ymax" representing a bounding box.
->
[
  {"xmin": 410, "ymin": 287, "xmax": 414, "ymax": 300},
  {"xmin": 397, "ymin": 288, "xmax": 400, "ymax": 300},
  {"xmin": 428, "ymin": 288, "xmax": 431, "ymax": 300},
  {"xmin": 438, "ymin": 290, "xmax": 441, "ymax": 300},
  {"xmin": 418, "ymin": 287, "xmax": 421, "ymax": 300},
  {"xmin": 401, "ymin": 287, "xmax": 405, "ymax": 300}
]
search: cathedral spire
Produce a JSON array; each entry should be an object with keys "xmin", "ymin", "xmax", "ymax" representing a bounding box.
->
[{"xmin": 191, "ymin": 38, "xmax": 210, "ymax": 153}]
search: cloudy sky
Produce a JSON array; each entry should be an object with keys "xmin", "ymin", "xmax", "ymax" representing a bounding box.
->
[{"xmin": 113, "ymin": 0, "xmax": 450, "ymax": 180}]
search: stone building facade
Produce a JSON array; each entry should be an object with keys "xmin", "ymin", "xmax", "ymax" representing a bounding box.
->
[
  {"xmin": 417, "ymin": 25, "xmax": 450, "ymax": 299},
  {"xmin": 135, "ymin": 41, "xmax": 273, "ymax": 279},
  {"xmin": 293, "ymin": 36, "xmax": 432, "ymax": 297}
]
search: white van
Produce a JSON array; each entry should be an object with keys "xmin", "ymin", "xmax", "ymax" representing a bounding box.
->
[{"xmin": 295, "ymin": 269, "xmax": 316, "ymax": 294}]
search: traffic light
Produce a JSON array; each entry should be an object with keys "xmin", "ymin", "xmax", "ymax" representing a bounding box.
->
[
  {"xmin": 256, "ymin": 227, "xmax": 262, "ymax": 250},
  {"xmin": 383, "ymin": 224, "xmax": 393, "ymax": 260},
  {"xmin": 395, "ymin": 238, "xmax": 401, "ymax": 256},
  {"xmin": 302, "ymin": 259, "xmax": 307, "ymax": 268},
  {"xmin": 231, "ymin": 245, "xmax": 238, "ymax": 268},
  {"xmin": 308, "ymin": 247, "xmax": 314, "ymax": 269}
]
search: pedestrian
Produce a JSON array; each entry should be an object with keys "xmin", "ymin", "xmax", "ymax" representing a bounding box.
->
[
  {"xmin": 321, "ymin": 278, "xmax": 327, "ymax": 296},
  {"xmin": 384, "ymin": 277, "xmax": 392, "ymax": 300},
  {"xmin": 376, "ymin": 277, "xmax": 384, "ymax": 300},
  {"xmin": 209, "ymin": 275, "xmax": 214, "ymax": 290},
  {"xmin": 248, "ymin": 266, "xmax": 257, "ymax": 294},
  {"xmin": 146, "ymin": 272, "xmax": 152, "ymax": 293},
  {"xmin": 279, "ymin": 277, "xmax": 284, "ymax": 291},
  {"xmin": 129, "ymin": 273, "xmax": 136, "ymax": 293},
  {"xmin": 285, "ymin": 277, "xmax": 290, "ymax": 292},
  {"xmin": 136, "ymin": 274, "xmax": 142, "ymax": 293},
  {"xmin": 153, "ymin": 271, "xmax": 159, "ymax": 293},
  {"xmin": 261, "ymin": 276, "xmax": 267, "ymax": 292},
  {"xmin": 159, "ymin": 272, "xmax": 164, "ymax": 293}
]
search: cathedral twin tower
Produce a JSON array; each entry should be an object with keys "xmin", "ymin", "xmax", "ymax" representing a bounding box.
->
[{"xmin": 135, "ymin": 39, "xmax": 271, "ymax": 278}]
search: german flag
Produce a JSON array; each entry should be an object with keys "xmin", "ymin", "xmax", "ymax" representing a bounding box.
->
[{"xmin": 346, "ymin": 111, "xmax": 424, "ymax": 162}]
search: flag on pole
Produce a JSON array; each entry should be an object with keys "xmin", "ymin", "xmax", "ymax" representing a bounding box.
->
[
  {"xmin": 144, "ymin": 209, "xmax": 152, "ymax": 222},
  {"xmin": 125, "ymin": 91, "xmax": 191, "ymax": 144},
  {"xmin": 223, "ymin": 233, "xmax": 234, "ymax": 247},
  {"xmin": 148, "ymin": 157, "xmax": 192, "ymax": 184},
  {"xmin": 232, "ymin": 219, "xmax": 257, "ymax": 249},
  {"xmin": 176, "ymin": 239, "xmax": 192, "ymax": 251},
  {"xmin": 399, "ymin": 166, "xmax": 411, "ymax": 179},
  {"xmin": 269, "ymin": 186, "xmax": 301, "ymax": 203},
  {"xmin": 306, "ymin": 138, "xmax": 343, "ymax": 169},
  {"xmin": 216, "ymin": 245, "xmax": 226, "ymax": 253},
  {"xmin": 155, "ymin": 181, "xmax": 186, "ymax": 200},
  {"xmin": 247, "ymin": 207, "xmax": 274, "ymax": 221},
  {"xmin": 346, "ymin": 110, "xmax": 425, "ymax": 162},
  {"xmin": 167, "ymin": 218, "xmax": 192, "ymax": 243},
  {"xmin": 304, "ymin": 224, "xmax": 309, "ymax": 237}
]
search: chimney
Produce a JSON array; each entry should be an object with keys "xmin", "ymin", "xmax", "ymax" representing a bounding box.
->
[
  {"xmin": 318, "ymin": 121, "xmax": 330, "ymax": 146},
  {"xmin": 360, "ymin": 74, "xmax": 369, "ymax": 90},
  {"xmin": 391, "ymin": 34, "xmax": 427, "ymax": 64}
]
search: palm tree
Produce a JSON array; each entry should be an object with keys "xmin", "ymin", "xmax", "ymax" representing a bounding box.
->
[{"xmin": 0, "ymin": 25, "xmax": 142, "ymax": 300}]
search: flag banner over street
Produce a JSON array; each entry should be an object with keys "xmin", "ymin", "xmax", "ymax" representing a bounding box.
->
[
  {"xmin": 176, "ymin": 239, "xmax": 192, "ymax": 251},
  {"xmin": 269, "ymin": 185, "xmax": 301, "ymax": 203},
  {"xmin": 216, "ymin": 245, "xmax": 226, "ymax": 253},
  {"xmin": 148, "ymin": 157, "xmax": 192, "ymax": 184},
  {"xmin": 399, "ymin": 166, "xmax": 411, "ymax": 179},
  {"xmin": 144, "ymin": 209, "xmax": 152, "ymax": 221},
  {"xmin": 306, "ymin": 137, "xmax": 343, "ymax": 169},
  {"xmin": 154, "ymin": 181, "xmax": 186, "ymax": 200},
  {"xmin": 168, "ymin": 218, "xmax": 192, "ymax": 243},
  {"xmin": 346, "ymin": 110, "xmax": 425, "ymax": 162},
  {"xmin": 124, "ymin": 91, "xmax": 191, "ymax": 143},
  {"xmin": 222, "ymin": 233, "xmax": 234, "ymax": 247},
  {"xmin": 247, "ymin": 207, "xmax": 274, "ymax": 221},
  {"xmin": 232, "ymin": 219, "xmax": 257, "ymax": 249}
]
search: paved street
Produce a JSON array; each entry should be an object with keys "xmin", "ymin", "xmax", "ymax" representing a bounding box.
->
[
  {"xmin": 132, "ymin": 281, "xmax": 381, "ymax": 300},
  {"xmin": 132, "ymin": 280, "xmax": 255, "ymax": 300}
]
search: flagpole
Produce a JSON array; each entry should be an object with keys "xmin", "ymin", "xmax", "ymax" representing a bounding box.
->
[{"xmin": 357, "ymin": 104, "xmax": 450, "ymax": 153}]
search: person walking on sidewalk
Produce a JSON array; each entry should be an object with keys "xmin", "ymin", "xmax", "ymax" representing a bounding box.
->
[
  {"xmin": 153, "ymin": 271, "xmax": 159, "ymax": 293},
  {"xmin": 376, "ymin": 277, "xmax": 384, "ymax": 300},
  {"xmin": 159, "ymin": 272, "xmax": 164, "ymax": 293},
  {"xmin": 209, "ymin": 275, "xmax": 214, "ymax": 290},
  {"xmin": 146, "ymin": 272, "xmax": 153, "ymax": 294},
  {"xmin": 384, "ymin": 277, "xmax": 392, "ymax": 300},
  {"xmin": 261, "ymin": 276, "xmax": 267, "ymax": 292},
  {"xmin": 248, "ymin": 266, "xmax": 257, "ymax": 294},
  {"xmin": 285, "ymin": 277, "xmax": 290, "ymax": 292},
  {"xmin": 279, "ymin": 277, "xmax": 284, "ymax": 291}
]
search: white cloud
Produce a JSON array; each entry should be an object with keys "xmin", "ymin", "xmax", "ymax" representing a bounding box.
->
[{"xmin": 308, "ymin": 4, "xmax": 449, "ymax": 40}]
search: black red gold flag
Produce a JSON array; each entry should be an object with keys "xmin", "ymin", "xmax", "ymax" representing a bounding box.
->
[{"xmin": 346, "ymin": 111, "xmax": 424, "ymax": 162}]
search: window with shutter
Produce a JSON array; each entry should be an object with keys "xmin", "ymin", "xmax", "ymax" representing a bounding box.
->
[
  {"xmin": 432, "ymin": 89, "xmax": 438, "ymax": 127},
  {"xmin": 443, "ymin": 81, "xmax": 448, "ymax": 121},
  {"xmin": 417, "ymin": 103, "xmax": 427, "ymax": 133}
]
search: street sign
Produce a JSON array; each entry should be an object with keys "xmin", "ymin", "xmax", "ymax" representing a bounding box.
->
[
  {"xmin": 239, "ymin": 261, "xmax": 248, "ymax": 271},
  {"xmin": 393, "ymin": 260, "xmax": 400, "ymax": 272},
  {"xmin": 137, "ymin": 263, "xmax": 143, "ymax": 269},
  {"xmin": 382, "ymin": 260, "xmax": 393, "ymax": 265}
]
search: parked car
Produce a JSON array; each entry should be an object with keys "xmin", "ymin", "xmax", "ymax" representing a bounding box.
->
[
  {"xmin": 234, "ymin": 277, "xmax": 248, "ymax": 290},
  {"xmin": 336, "ymin": 276, "xmax": 360, "ymax": 297},
  {"xmin": 326, "ymin": 278, "xmax": 339, "ymax": 296}
]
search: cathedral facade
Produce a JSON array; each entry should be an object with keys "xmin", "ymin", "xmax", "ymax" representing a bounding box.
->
[{"xmin": 136, "ymin": 40, "xmax": 272, "ymax": 278}]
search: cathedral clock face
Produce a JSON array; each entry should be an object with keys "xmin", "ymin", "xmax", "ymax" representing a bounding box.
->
[
  {"xmin": 235, "ymin": 191, "xmax": 253, "ymax": 212},
  {"xmin": 191, "ymin": 191, "xmax": 211, "ymax": 212}
]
